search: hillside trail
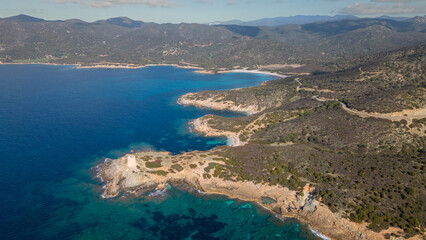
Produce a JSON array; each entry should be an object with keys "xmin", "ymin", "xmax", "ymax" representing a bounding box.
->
[{"xmin": 294, "ymin": 78, "xmax": 426, "ymax": 122}]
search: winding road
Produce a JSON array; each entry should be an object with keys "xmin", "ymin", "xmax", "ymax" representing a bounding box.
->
[{"xmin": 295, "ymin": 78, "xmax": 426, "ymax": 121}]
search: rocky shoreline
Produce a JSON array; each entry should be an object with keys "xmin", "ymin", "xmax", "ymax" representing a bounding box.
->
[
  {"xmin": 190, "ymin": 117, "xmax": 246, "ymax": 147},
  {"xmin": 177, "ymin": 92, "xmax": 262, "ymax": 114},
  {"xmin": 0, "ymin": 62, "xmax": 287, "ymax": 78},
  {"xmin": 95, "ymin": 150, "xmax": 416, "ymax": 240},
  {"xmin": 93, "ymin": 68, "xmax": 423, "ymax": 240}
]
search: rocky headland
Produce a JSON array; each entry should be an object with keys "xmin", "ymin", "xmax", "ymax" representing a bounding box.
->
[
  {"xmin": 96, "ymin": 46, "xmax": 425, "ymax": 240},
  {"xmin": 96, "ymin": 150, "xmax": 416, "ymax": 240},
  {"xmin": 178, "ymin": 92, "xmax": 262, "ymax": 114}
]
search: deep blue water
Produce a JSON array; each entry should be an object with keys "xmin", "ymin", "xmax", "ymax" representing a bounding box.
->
[{"xmin": 0, "ymin": 64, "xmax": 319, "ymax": 239}]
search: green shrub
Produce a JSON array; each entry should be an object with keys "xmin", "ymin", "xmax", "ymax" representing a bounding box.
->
[
  {"xmin": 171, "ymin": 164, "xmax": 184, "ymax": 172},
  {"xmin": 145, "ymin": 160, "xmax": 162, "ymax": 168}
]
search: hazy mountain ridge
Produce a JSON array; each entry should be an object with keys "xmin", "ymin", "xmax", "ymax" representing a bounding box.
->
[
  {"xmin": 408, "ymin": 15, "xmax": 426, "ymax": 23},
  {"xmin": 0, "ymin": 16, "xmax": 426, "ymax": 68},
  {"xmin": 2, "ymin": 14, "xmax": 48, "ymax": 23},
  {"xmin": 209, "ymin": 14, "xmax": 414, "ymax": 26},
  {"xmin": 1, "ymin": 15, "xmax": 425, "ymax": 69}
]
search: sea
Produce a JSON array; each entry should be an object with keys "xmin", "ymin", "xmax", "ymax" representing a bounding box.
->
[{"xmin": 0, "ymin": 64, "xmax": 321, "ymax": 240}]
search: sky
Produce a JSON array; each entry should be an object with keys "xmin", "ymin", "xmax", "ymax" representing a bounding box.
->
[{"xmin": 0, "ymin": 0, "xmax": 425, "ymax": 23}]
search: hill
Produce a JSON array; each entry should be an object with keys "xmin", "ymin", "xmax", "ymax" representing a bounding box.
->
[
  {"xmin": 2, "ymin": 14, "xmax": 47, "ymax": 23},
  {"xmin": 177, "ymin": 44, "xmax": 425, "ymax": 238},
  {"xmin": 0, "ymin": 15, "xmax": 425, "ymax": 70},
  {"xmin": 96, "ymin": 17, "xmax": 144, "ymax": 29},
  {"xmin": 408, "ymin": 15, "xmax": 426, "ymax": 24},
  {"xmin": 213, "ymin": 15, "xmax": 359, "ymax": 26},
  {"xmin": 210, "ymin": 15, "xmax": 411, "ymax": 27}
]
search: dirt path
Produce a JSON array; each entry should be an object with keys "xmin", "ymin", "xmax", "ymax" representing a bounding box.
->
[
  {"xmin": 340, "ymin": 103, "xmax": 426, "ymax": 121},
  {"xmin": 296, "ymin": 78, "xmax": 426, "ymax": 121}
]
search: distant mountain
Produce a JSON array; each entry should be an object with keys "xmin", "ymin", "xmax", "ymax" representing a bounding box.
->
[
  {"xmin": 210, "ymin": 15, "xmax": 359, "ymax": 26},
  {"xmin": 2, "ymin": 14, "xmax": 47, "ymax": 23},
  {"xmin": 209, "ymin": 20, "xmax": 245, "ymax": 25},
  {"xmin": 244, "ymin": 15, "xmax": 359, "ymax": 26},
  {"xmin": 408, "ymin": 15, "xmax": 426, "ymax": 23},
  {"xmin": 1, "ymin": 15, "xmax": 144, "ymax": 28},
  {"xmin": 64, "ymin": 19, "xmax": 88, "ymax": 24},
  {"xmin": 376, "ymin": 16, "xmax": 410, "ymax": 21},
  {"xmin": 299, "ymin": 18, "xmax": 425, "ymax": 36},
  {"xmin": 210, "ymin": 15, "xmax": 417, "ymax": 27},
  {"xmin": 0, "ymin": 15, "xmax": 425, "ymax": 68},
  {"xmin": 97, "ymin": 17, "xmax": 144, "ymax": 29}
]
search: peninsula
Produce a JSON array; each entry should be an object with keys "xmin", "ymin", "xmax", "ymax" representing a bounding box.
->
[
  {"xmin": 96, "ymin": 44, "xmax": 425, "ymax": 239},
  {"xmin": 1, "ymin": 14, "xmax": 424, "ymax": 240}
]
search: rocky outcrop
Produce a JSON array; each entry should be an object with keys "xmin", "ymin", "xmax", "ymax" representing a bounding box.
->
[
  {"xmin": 190, "ymin": 117, "xmax": 246, "ymax": 147},
  {"xmin": 95, "ymin": 151, "xmax": 418, "ymax": 240},
  {"xmin": 178, "ymin": 92, "xmax": 261, "ymax": 114}
]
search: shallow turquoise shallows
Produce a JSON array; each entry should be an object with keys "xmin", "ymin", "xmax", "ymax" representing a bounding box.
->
[{"xmin": 0, "ymin": 64, "xmax": 319, "ymax": 240}]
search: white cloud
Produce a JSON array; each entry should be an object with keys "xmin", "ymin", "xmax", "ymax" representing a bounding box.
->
[
  {"xmin": 53, "ymin": 0, "xmax": 176, "ymax": 8},
  {"xmin": 340, "ymin": 3, "xmax": 426, "ymax": 15},
  {"xmin": 371, "ymin": 0, "xmax": 423, "ymax": 2},
  {"xmin": 194, "ymin": 0, "xmax": 284, "ymax": 5}
]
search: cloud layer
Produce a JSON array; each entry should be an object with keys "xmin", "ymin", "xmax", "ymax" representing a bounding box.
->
[
  {"xmin": 371, "ymin": 0, "xmax": 423, "ymax": 2},
  {"xmin": 54, "ymin": 0, "xmax": 176, "ymax": 8},
  {"xmin": 340, "ymin": 2, "xmax": 426, "ymax": 15},
  {"xmin": 53, "ymin": 0, "xmax": 426, "ymax": 15}
]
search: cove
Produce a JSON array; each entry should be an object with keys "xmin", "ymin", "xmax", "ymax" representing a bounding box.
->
[{"xmin": 0, "ymin": 64, "xmax": 320, "ymax": 239}]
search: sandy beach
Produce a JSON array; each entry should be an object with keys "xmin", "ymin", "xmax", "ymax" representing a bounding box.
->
[
  {"xmin": 1, "ymin": 61, "xmax": 287, "ymax": 80},
  {"xmin": 76, "ymin": 63, "xmax": 203, "ymax": 70},
  {"xmin": 219, "ymin": 69, "xmax": 287, "ymax": 78}
]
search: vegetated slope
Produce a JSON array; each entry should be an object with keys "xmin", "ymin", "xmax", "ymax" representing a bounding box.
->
[
  {"xmin": 0, "ymin": 16, "xmax": 425, "ymax": 69},
  {"xmin": 187, "ymin": 45, "xmax": 425, "ymax": 238},
  {"xmin": 262, "ymin": 19, "xmax": 426, "ymax": 60},
  {"xmin": 299, "ymin": 44, "xmax": 426, "ymax": 113},
  {"xmin": 184, "ymin": 44, "xmax": 425, "ymax": 113},
  {"xmin": 0, "ymin": 19, "xmax": 134, "ymax": 61},
  {"xmin": 408, "ymin": 15, "xmax": 426, "ymax": 24}
]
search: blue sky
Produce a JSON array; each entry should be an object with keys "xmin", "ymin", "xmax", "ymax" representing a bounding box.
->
[{"xmin": 1, "ymin": 0, "xmax": 425, "ymax": 23}]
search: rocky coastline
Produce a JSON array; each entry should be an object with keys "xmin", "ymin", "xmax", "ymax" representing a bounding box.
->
[
  {"xmin": 95, "ymin": 150, "xmax": 416, "ymax": 240},
  {"xmin": 177, "ymin": 92, "xmax": 262, "ymax": 114},
  {"xmin": 94, "ymin": 70, "xmax": 423, "ymax": 240},
  {"xmin": 190, "ymin": 117, "xmax": 246, "ymax": 147},
  {"xmin": 0, "ymin": 62, "xmax": 287, "ymax": 78}
]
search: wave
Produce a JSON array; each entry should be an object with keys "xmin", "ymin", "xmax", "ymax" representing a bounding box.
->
[
  {"xmin": 148, "ymin": 188, "xmax": 168, "ymax": 197},
  {"xmin": 309, "ymin": 226, "xmax": 331, "ymax": 240}
]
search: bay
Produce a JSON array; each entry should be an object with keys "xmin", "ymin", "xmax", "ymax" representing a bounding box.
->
[{"xmin": 0, "ymin": 64, "xmax": 319, "ymax": 240}]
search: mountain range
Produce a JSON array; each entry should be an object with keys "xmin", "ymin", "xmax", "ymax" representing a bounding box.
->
[
  {"xmin": 2, "ymin": 14, "xmax": 413, "ymax": 27},
  {"xmin": 0, "ymin": 14, "xmax": 425, "ymax": 70},
  {"xmin": 209, "ymin": 15, "xmax": 412, "ymax": 26}
]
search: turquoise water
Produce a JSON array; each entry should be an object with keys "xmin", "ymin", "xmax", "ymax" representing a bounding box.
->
[{"xmin": 0, "ymin": 64, "xmax": 319, "ymax": 239}]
